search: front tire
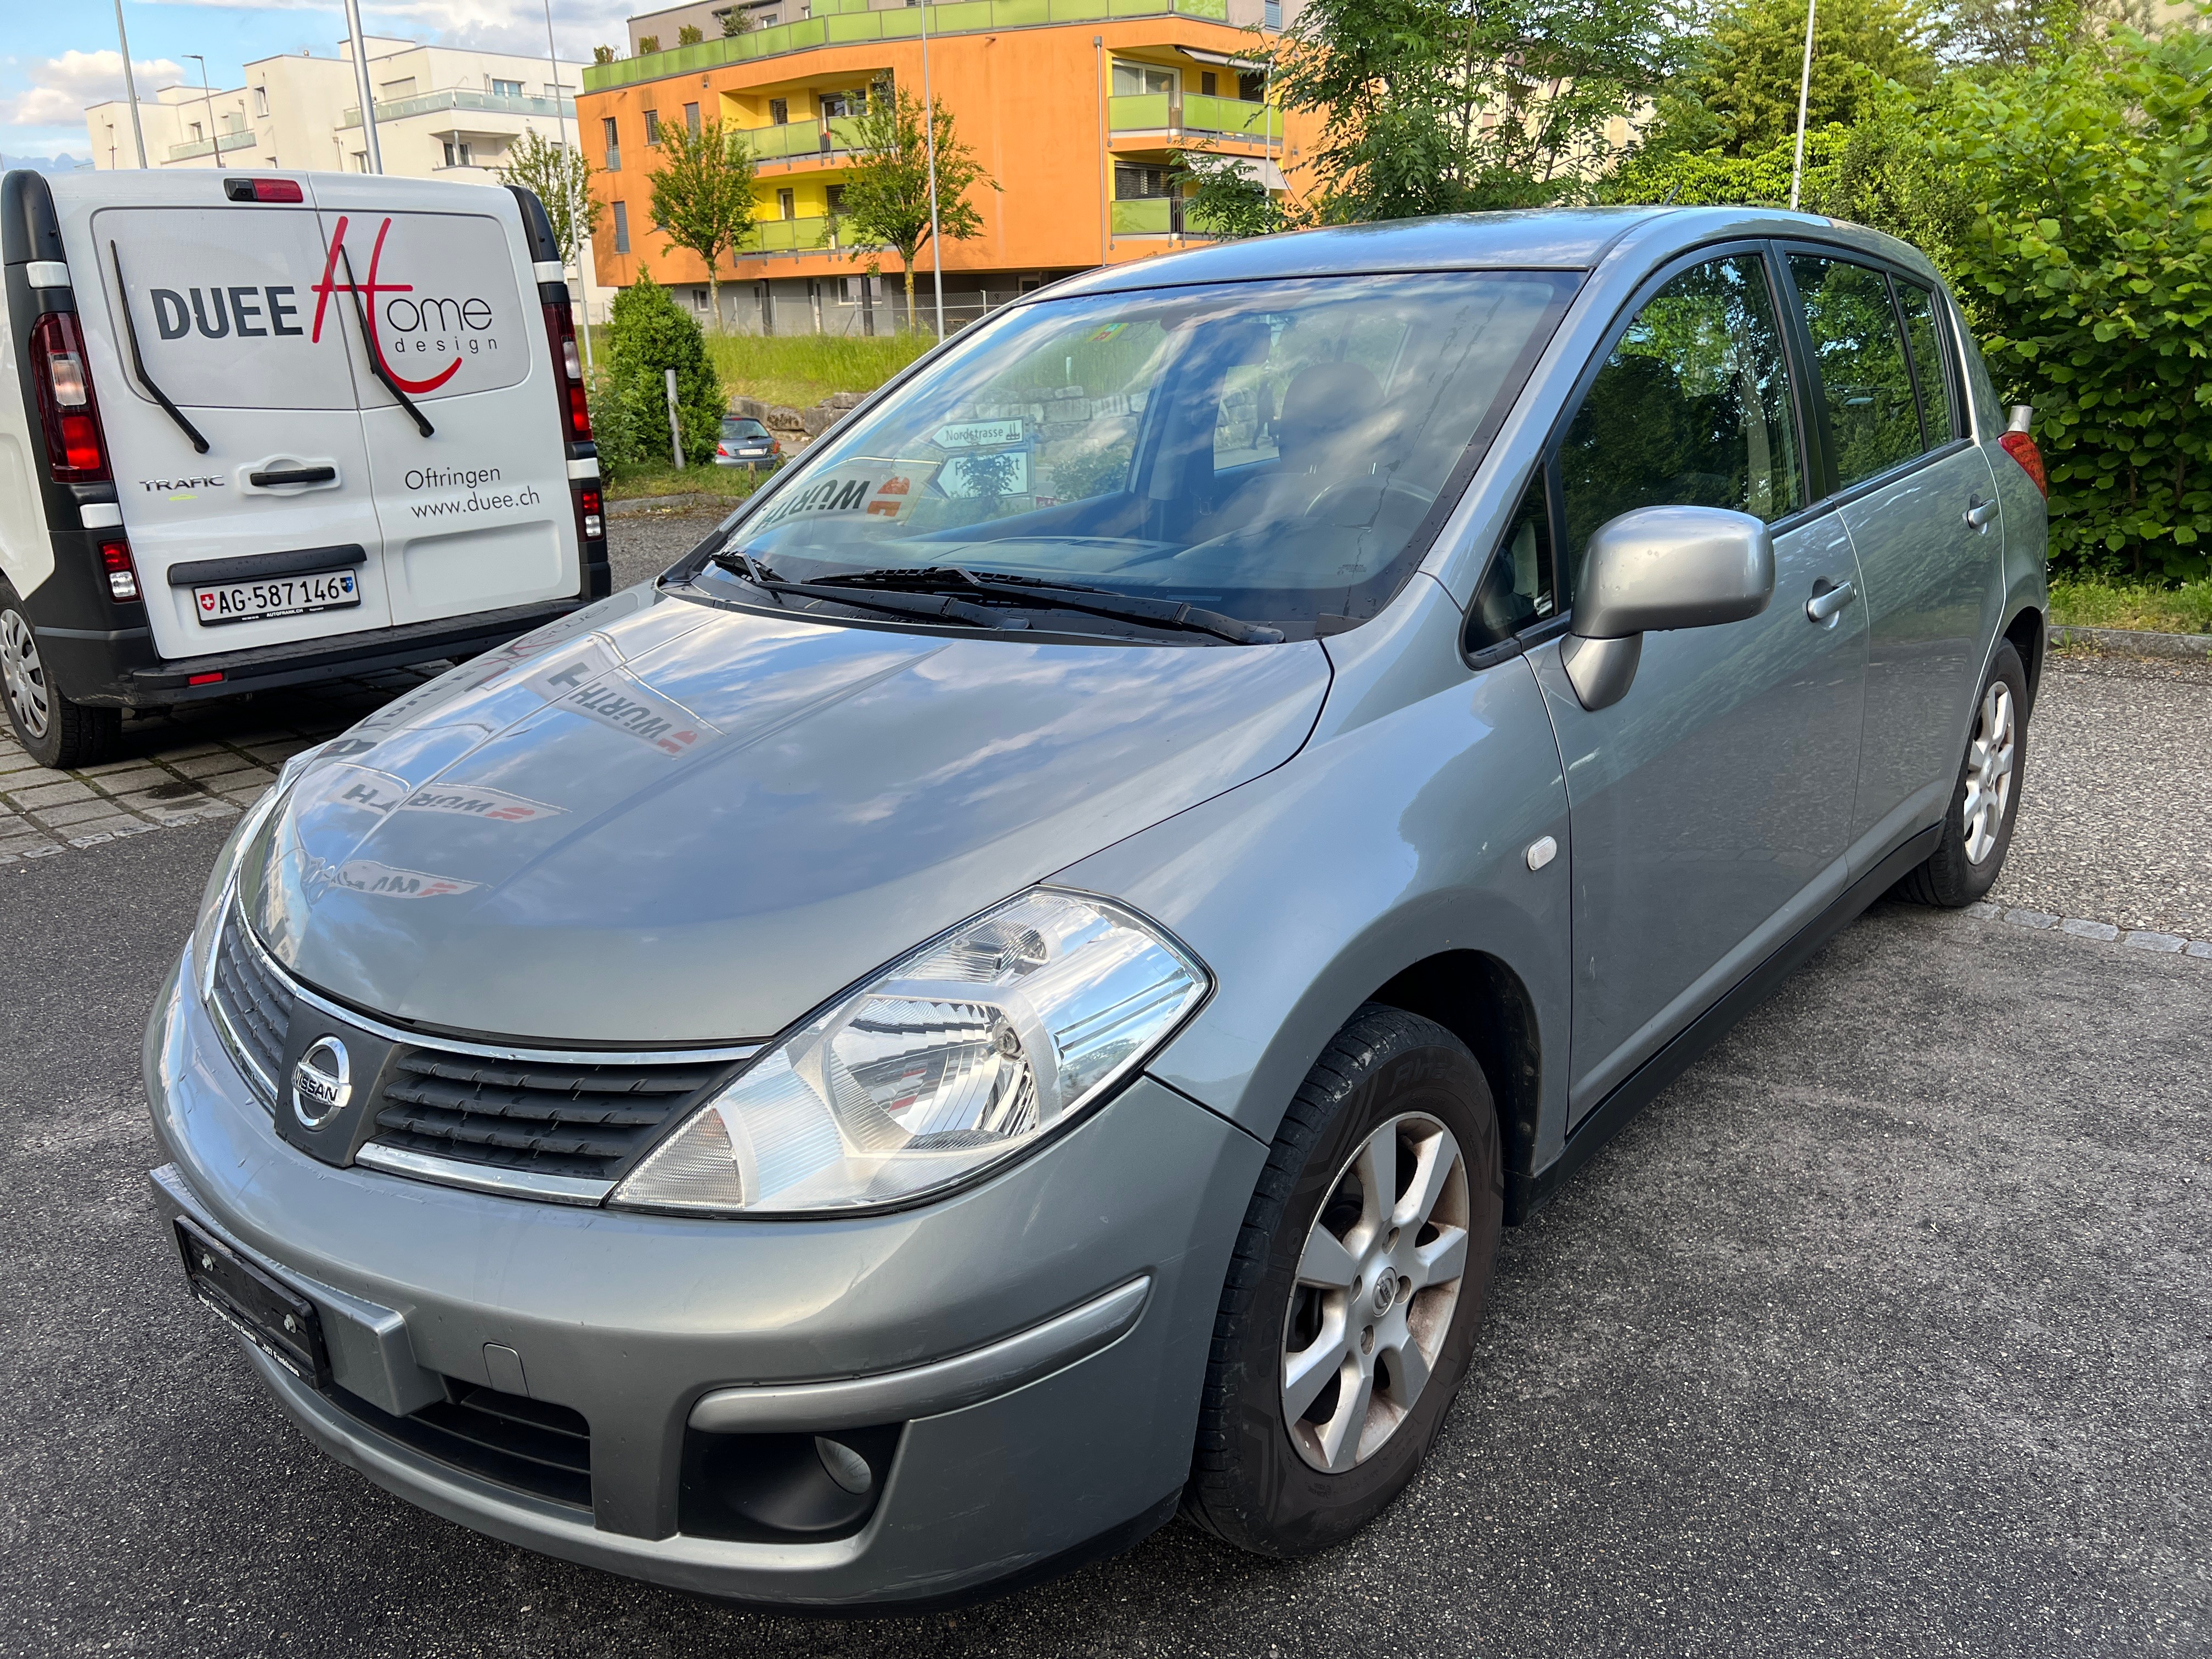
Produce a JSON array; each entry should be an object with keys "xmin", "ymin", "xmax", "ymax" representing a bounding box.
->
[
  {"xmin": 0, "ymin": 588, "xmax": 119, "ymax": 771},
  {"xmin": 1893, "ymin": 640, "xmax": 2028, "ymax": 908},
  {"xmin": 1183, "ymin": 1006, "xmax": 1502, "ymax": 1556}
]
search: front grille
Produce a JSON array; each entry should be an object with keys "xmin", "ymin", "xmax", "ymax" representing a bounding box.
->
[
  {"xmin": 209, "ymin": 905, "xmax": 290, "ymax": 1102},
  {"xmin": 329, "ymin": 1379, "xmax": 592, "ymax": 1510},
  {"xmin": 368, "ymin": 1051, "xmax": 728, "ymax": 1181}
]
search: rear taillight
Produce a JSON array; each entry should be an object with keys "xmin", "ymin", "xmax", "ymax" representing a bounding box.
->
[
  {"xmin": 575, "ymin": 482, "xmax": 604, "ymax": 544},
  {"xmin": 31, "ymin": 312, "xmax": 110, "ymax": 482},
  {"xmin": 541, "ymin": 295, "xmax": 592, "ymax": 443},
  {"xmin": 223, "ymin": 177, "xmax": 304, "ymax": 204},
  {"xmin": 1999, "ymin": 407, "xmax": 2047, "ymax": 498},
  {"xmin": 99, "ymin": 538, "xmax": 140, "ymax": 602}
]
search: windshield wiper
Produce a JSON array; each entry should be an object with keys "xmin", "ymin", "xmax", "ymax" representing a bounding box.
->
[
  {"xmin": 108, "ymin": 242, "xmax": 209, "ymax": 454},
  {"xmin": 795, "ymin": 566, "xmax": 1285, "ymax": 646},
  {"xmin": 707, "ymin": 551, "xmax": 1026, "ymax": 630},
  {"xmin": 337, "ymin": 243, "xmax": 435, "ymax": 438}
]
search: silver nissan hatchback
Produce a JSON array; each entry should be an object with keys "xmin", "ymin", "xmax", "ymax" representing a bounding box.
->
[{"xmin": 145, "ymin": 208, "xmax": 2049, "ymax": 1610}]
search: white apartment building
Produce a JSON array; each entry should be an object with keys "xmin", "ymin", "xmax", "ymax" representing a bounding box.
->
[{"xmin": 83, "ymin": 36, "xmax": 613, "ymax": 314}]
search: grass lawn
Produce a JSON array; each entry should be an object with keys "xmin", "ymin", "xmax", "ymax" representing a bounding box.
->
[
  {"xmin": 2049, "ymin": 577, "xmax": 2212, "ymax": 636},
  {"xmin": 601, "ymin": 462, "xmax": 772, "ymax": 505},
  {"xmin": 585, "ymin": 328, "xmax": 932, "ymax": 411}
]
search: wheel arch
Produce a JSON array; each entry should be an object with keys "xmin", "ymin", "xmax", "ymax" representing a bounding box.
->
[
  {"xmin": 1367, "ymin": 950, "xmax": 1542, "ymax": 1218},
  {"xmin": 2005, "ymin": 603, "xmax": 2045, "ymax": 719}
]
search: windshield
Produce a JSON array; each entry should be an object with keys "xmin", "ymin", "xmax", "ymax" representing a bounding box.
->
[
  {"xmin": 708, "ymin": 272, "xmax": 1577, "ymax": 635},
  {"xmin": 723, "ymin": 418, "xmax": 769, "ymax": 438}
]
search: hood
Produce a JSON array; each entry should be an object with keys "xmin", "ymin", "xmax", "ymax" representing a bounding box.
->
[{"xmin": 243, "ymin": 587, "xmax": 1329, "ymax": 1043}]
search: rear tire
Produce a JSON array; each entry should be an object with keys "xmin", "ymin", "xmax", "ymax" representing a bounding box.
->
[
  {"xmin": 1183, "ymin": 1005, "xmax": 1502, "ymax": 1556},
  {"xmin": 1893, "ymin": 640, "xmax": 2028, "ymax": 908},
  {"xmin": 0, "ymin": 587, "xmax": 119, "ymax": 771}
]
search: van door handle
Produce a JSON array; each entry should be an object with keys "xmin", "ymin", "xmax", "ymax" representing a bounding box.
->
[
  {"xmin": 1963, "ymin": 494, "xmax": 1998, "ymax": 531},
  {"xmin": 1806, "ymin": 579, "xmax": 1857, "ymax": 624},
  {"xmin": 249, "ymin": 465, "xmax": 338, "ymax": 488}
]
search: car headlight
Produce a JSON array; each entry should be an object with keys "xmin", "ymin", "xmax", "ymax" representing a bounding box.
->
[
  {"xmin": 611, "ymin": 889, "xmax": 1209, "ymax": 1217},
  {"xmin": 189, "ymin": 741, "xmax": 329, "ymax": 985}
]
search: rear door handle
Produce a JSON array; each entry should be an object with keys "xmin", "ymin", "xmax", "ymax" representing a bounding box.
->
[
  {"xmin": 1963, "ymin": 494, "xmax": 1998, "ymax": 531},
  {"xmin": 249, "ymin": 465, "xmax": 338, "ymax": 488},
  {"xmin": 1806, "ymin": 579, "xmax": 1857, "ymax": 624}
]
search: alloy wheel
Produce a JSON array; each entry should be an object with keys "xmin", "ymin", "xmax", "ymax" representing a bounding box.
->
[
  {"xmin": 1282, "ymin": 1111, "xmax": 1469, "ymax": 1473},
  {"xmin": 1962, "ymin": 679, "xmax": 2016, "ymax": 865},
  {"xmin": 0, "ymin": 608, "xmax": 49, "ymax": 741}
]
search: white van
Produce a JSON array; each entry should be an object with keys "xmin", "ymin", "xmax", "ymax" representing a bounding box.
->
[{"xmin": 0, "ymin": 168, "xmax": 607, "ymax": 769}]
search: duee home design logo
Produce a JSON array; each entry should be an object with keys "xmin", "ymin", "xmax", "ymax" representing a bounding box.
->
[{"xmin": 147, "ymin": 215, "xmax": 504, "ymax": 393}]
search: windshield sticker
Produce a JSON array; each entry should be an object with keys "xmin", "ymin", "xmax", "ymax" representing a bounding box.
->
[
  {"xmin": 752, "ymin": 461, "xmax": 938, "ymax": 529},
  {"xmin": 1086, "ymin": 322, "xmax": 1128, "ymax": 342},
  {"xmin": 523, "ymin": 645, "xmax": 716, "ymax": 758},
  {"xmin": 932, "ymin": 418, "xmax": 1024, "ymax": 449}
]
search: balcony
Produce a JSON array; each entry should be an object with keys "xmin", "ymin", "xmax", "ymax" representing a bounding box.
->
[
  {"xmin": 748, "ymin": 215, "xmax": 832, "ymax": 253},
  {"xmin": 339, "ymin": 87, "xmax": 576, "ymax": 129},
  {"xmin": 1108, "ymin": 91, "xmax": 1279, "ymax": 143},
  {"xmin": 737, "ymin": 114, "xmax": 864, "ymax": 163},
  {"xmin": 586, "ymin": 0, "xmax": 1233, "ymax": 92},
  {"xmin": 1110, "ymin": 196, "xmax": 1235, "ymax": 236},
  {"xmin": 167, "ymin": 130, "xmax": 257, "ymax": 163}
]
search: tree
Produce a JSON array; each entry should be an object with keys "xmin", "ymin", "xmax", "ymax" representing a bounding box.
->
[
  {"xmin": 1269, "ymin": 0, "xmax": 1686, "ymax": 221},
  {"xmin": 678, "ymin": 24, "xmax": 704, "ymax": 44},
  {"xmin": 1170, "ymin": 149, "xmax": 1289, "ymax": 239},
  {"xmin": 647, "ymin": 118, "xmax": 758, "ymax": 328},
  {"xmin": 1654, "ymin": 0, "xmax": 1938, "ymax": 158},
  {"xmin": 721, "ymin": 9, "xmax": 753, "ymax": 35},
  {"xmin": 837, "ymin": 78, "xmax": 997, "ymax": 332},
  {"xmin": 495, "ymin": 129, "xmax": 602, "ymax": 269},
  {"xmin": 599, "ymin": 272, "xmax": 725, "ymax": 469}
]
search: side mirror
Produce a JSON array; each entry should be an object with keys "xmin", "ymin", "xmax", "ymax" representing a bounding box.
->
[{"xmin": 1559, "ymin": 505, "xmax": 1776, "ymax": 711}]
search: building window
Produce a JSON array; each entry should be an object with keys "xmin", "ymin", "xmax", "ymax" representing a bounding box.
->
[
  {"xmin": 189, "ymin": 121, "xmax": 204, "ymax": 142},
  {"xmin": 777, "ymin": 188, "xmax": 795, "ymax": 219},
  {"xmin": 1239, "ymin": 70, "xmax": 1265, "ymax": 101},
  {"xmin": 644, "ymin": 109, "xmax": 661, "ymax": 144},
  {"xmin": 685, "ymin": 101, "xmax": 701, "ymax": 134},
  {"xmin": 491, "ymin": 78, "xmax": 524, "ymax": 98},
  {"xmin": 442, "ymin": 139, "xmax": 474, "ymax": 167},
  {"xmin": 768, "ymin": 97, "xmax": 788, "ymax": 125},
  {"xmin": 602, "ymin": 116, "xmax": 620, "ymax": 170},
  {"xmin": 613, "ymin": 202, "xmax": 630, "ymax": 252},
  {"xmin": 352, "ymin": 151, "xmax": 369, "ymax": 171},
  {"xmin": 825, "ymin": 183, "xmax": 845, "ymax": 215},
  {"xmin": 1264, "ymin": 0, "xmax": 1282, "ymax": 25},
  {"xmin": 1114, "ymin": 161, "xmax": 1173, "ymax": 199},
  {"xmin": 252, "ymin": 86, "xmax": 269, "ymax": 117},
  {"xmin": 1111, "ymin": 61, "xmax": 1177, "ymax": 98},
  {"xmin": 1200, "ymin": 71, "xmax": 1217, "ymax": 96}
]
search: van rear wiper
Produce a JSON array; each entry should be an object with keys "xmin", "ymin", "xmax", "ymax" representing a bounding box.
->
[
  {"xmin": 708, "ymin": 551, "xmax": 1025, "ymax": 630},
  {"xmin": 108, "ymin": 242, "xmax": 209, "ymax": 454},
  {"xmin": 337, "ymin": 243, "xmax": 435, "ymax": 438},
  {"xmin": 803, "ymin": 565, "xmax": 1284, "ymax": 645}
]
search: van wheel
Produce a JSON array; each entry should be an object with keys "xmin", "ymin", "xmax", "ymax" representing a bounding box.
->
[
  {"xmin": 1183, "ymin": 1005, "xmax": 1502, "ymax": 1556},
  {"xmin": 0, "ymin": 592, "xmax": 119, "ymax": 771},
  {"xmin": 1893, "ymin": 640, "xmax": 2028, "ymax": 908}
]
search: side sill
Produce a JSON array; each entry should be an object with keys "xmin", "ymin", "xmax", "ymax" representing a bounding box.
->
[{"xmin": 1505, "ymin": 821, "xmax": 1942, "ymax": 1225}]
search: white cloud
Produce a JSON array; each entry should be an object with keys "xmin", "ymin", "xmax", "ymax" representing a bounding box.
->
[
  {"xmin": 1, "ymin": 50, "xmax": 185, "ymax": 129},
  {"xmin": 133, "ymin": 0, "xmax": 636, "ymax": 55}
]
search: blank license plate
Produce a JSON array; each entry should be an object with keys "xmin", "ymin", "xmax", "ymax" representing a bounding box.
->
[
  {"xmin": 193, "ymin": 568, "xmax": 359, "ymax": 626},
  {"xmin": 173, "ymin": 1215, "xmax": 331, "ymax": 1386}
]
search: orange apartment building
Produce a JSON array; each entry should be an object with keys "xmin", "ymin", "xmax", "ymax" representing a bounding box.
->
[{"xmin": 577, "ymin": 0, "xmax": 1313, "ymax": 334}]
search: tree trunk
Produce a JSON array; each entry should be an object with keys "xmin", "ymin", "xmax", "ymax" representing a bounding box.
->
[
  {"xmin": 707, "ymin": 269, "xmax": 721, "ymax": 334},
  {"xmin": 903, "ymin": 260, "xmax": 918, "ymax": 334}
]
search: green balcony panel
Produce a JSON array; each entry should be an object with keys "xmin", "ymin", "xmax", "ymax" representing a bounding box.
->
[
  {"xmin": 1110, "ymin": 198, "xmax": 1172, "ymax": 234},
  {"xmin": 1108, "ymin": 93, "xmax": 1171, "ymax": 131},
  {"xmin": 1182, "ymin": 93, "xmax": 1277, "ymax": 139},
  {"xmin": 826, "ymin": 12, "xmax": 885, "ymax": 41}
]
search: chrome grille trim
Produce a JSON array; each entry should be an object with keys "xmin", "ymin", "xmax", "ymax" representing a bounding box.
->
[{"xmin": 353, "ymin": 1143, "xmax": 616, "ymax": 1206}]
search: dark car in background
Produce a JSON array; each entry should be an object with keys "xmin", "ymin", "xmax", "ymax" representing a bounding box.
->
[{"xmin": 716, "ymin": 416, "xmax": 781, "ymax": 469}]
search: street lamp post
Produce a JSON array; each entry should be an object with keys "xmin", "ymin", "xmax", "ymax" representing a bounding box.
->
[
  {"xmin": 538, "ymin": 0, "xmax": 594, "ymax": 374},
  {"xmin": 343, "ymin": 0, "xmax": 384, "ymax": 173},
  {"xmin": 185, "ymin": 54, "xmax": 220, "ymax": 168},
  {"xmin": 918, "ymin": 0, "xmax": 945, "ymax": 340},
  {"xmin": 111, "ymin": 0, "xmax": 148, "ymax": 168}
]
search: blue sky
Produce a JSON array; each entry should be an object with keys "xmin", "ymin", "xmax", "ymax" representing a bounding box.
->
[{"xmin": 0, "ymin": 0, "xmax": 639, "ymax": 165}]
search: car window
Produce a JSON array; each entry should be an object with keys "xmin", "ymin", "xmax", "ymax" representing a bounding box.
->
[
  {"xmin": 1466, "ymin": 471, "xmax": 1557, "ymax": 651},
  {"xmin": 1556, "ymin": 253, "xmax": 1803, "ymax": 571},
  {"xmin": 1788, "ymin": 256, "xmax": 1921, "ymax": 486},
  {"xmin": 714, "ymin": 271, "xmax": 1577, "ymax": 635},
  {"xmin": 1894, "ymin": 282, "xmax": 1955, "ymax": 447},
  {"xmin": 722, "ymin": 418, "xmax": 769, "ymax": 438}
]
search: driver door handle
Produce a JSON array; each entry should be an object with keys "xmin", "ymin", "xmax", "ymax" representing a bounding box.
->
[
  {"xmin": 1964, "ymin": 494, "xmax": 1999, "ymax": 531},
  {"xmin": 1806, "ymin": 579, "xmax": 1857, "ymax": 624}
]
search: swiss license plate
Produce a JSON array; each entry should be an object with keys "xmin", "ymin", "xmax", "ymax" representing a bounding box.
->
[
  {"xmin": 193, "ymin": 568, "xmax": 359, "ymax": 627},
  {"xmin": 173, "ymin": 1216, "xmax": 331, "ymax": 1386}
]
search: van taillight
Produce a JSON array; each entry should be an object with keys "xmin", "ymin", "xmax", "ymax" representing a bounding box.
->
[
  {"xmin": 577, "ymin": 483, "xmax": 605, "ymax": 543},
  {"xmin": 541, "ymin": 296, "xmax": 592, "ymax": 442},
  {"xmin": 99, "ymin": 539, "xmax": 141, "ymax": 602},
  {"xmin": 31, "ymin": 312, "xmax": 110, "ymax": 482}
]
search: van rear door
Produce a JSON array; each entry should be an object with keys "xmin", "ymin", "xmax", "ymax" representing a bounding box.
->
[
  {"xmin": 305, "ymin": 176, "xmax": 578, "ymax": 627},
  {"xmin": 78, "ymin": 187, "xmax": 394, "ymax": 661}
]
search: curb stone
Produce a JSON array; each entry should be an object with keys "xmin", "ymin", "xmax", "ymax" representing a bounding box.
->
[
  {"xmin": 2047, "ymin": 622, "xmax": 2212, "ymax": 660},
  {"xmin": 1967, "ymin": 900, "xmax": 2212, "ymax": 962}
]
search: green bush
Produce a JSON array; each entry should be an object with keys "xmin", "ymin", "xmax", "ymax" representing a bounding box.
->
[
  {"xmin": 595, "ymin": 274, "xmax": 725, "ymax": 471},
  {"xmin": 1938, "ymin": 24, "xmax": 2212, "ymax": 582}
]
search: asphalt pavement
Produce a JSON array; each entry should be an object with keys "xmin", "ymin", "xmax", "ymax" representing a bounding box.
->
[{"xmin": 1, "ymin": 522, "xmax": 2205, "ymax": 1656}]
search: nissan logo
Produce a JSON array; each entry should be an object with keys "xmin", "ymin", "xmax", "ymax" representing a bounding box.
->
[{"xmin": 291, "ymin": 1035, "xmax": 351, "ymax": 1128}]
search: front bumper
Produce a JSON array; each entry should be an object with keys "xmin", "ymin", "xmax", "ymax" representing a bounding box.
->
[{"xmin": 143, "ymin": 946, "xmax": 1263, "ymax": 1608}]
